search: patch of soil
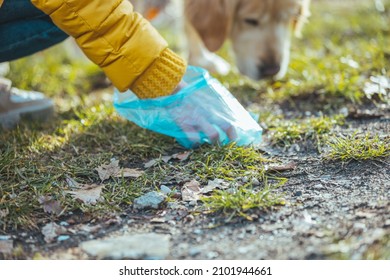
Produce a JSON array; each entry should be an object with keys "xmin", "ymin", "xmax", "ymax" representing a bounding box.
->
[{"xmin": 1, "ymin": 105, "xmax": 389, "ymax": 260}]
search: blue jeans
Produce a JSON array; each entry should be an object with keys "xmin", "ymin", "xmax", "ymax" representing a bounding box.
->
[{"xmin": 0, "ymin": 0, "xmax": 69, "ymax": 62}]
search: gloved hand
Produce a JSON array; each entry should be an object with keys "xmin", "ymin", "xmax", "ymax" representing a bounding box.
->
[{"xmin": 113, "ymin": 66, "xmax": 262, "ymax": 149}]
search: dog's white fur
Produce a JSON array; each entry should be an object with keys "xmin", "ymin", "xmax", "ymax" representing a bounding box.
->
[
  {"xmin": 133, "ymin": 0, "xmax": 310, "ymax": 80},
  {"xmin": 184, "ymin": 0, "xmax": 311, "ymax": 80}
]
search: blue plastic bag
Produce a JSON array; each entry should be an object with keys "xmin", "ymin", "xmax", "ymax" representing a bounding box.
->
[{"xmin": 113, "ymin": 66, "xmax": 262, "ymax": 149}]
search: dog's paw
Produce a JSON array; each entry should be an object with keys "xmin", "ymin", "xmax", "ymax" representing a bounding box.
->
[{"xmin": 190, "ymin": 53, "xmax": 231, "ymax": 75}]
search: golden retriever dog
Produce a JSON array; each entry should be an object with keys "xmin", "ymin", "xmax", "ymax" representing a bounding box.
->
[
  {"xmin": 131, "ymin": 0, "xmax": 310, "ymax": 80},
  {"xmin": 184, "ymin": 0, "xmax": 311, "ymax": 80}
]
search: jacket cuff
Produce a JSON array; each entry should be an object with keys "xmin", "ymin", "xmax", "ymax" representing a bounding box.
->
[{"xmin": 130, "ymin": 48, "xmax": 187, "ymax": 99}]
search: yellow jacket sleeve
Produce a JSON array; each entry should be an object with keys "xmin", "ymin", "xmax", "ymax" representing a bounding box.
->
[{"xmin": 30, "ymin": 0, "xmax": 187, "ymax": 98}]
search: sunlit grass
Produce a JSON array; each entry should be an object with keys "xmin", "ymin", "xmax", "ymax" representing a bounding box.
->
[
  {"xmin": 190, "ymin": 144, "xmax": 269, "ymax": 181},
  {"xmin": 324, "ymin": 132, "xmax": 390, "ymax": 161},
  {"xmin": 265, "ymin": 114, "xmax": 345, "ymax": 147},
  {"xmin": 201, "ymin": 179, "xmax": 286, "ymax": 221},
  {"xmin": 7, "ymin": 44, "xmax": 102, "ymax": 98}
]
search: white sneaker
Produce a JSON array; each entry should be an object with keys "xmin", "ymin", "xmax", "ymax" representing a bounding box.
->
[{"xmin": 0, "ymin": 78, "xmax": 54, "ymax": 129}]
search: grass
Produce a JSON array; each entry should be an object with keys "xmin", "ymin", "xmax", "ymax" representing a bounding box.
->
[
  {"xmin": 190, "ymin": 144, "xmax": 269, "ymax": 181},
  {"xmin": 6, "ymin": 48, "xmax": 103, "ymax": 99},
  {"xmin": 192, "ymin": 145, "xmax": 285, "ymax": 219},
  {"xmin": 325, "ymin": 132, "xmax": 390, "ymax": 161},
  {"xmin": 0, "ymin": 98, "xmax": 176, "ymax": 230},
  {"xmin": 201, "ymin": 181, "xmax": 286, "ymax": 221},
  {"xmin": 265, "ymin": 114, "xmax": 345, "ymax": 147},
  {"xmin": 1, "ymin": 0, "xmax": 390, "ymax": 231}
]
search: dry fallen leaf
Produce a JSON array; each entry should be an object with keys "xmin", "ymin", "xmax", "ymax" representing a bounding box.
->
[
  {"xmin": 265, "ymin": 162, "xmax": 297, "ymax": 172},
  {"xmin": 66, "ymin": 184, "xmax": 104, "ymax": 205},
  {"xmin": 65, "ymin": 176, "xmax": 81, "ymax": 189},
  {"xmin": 0, "ymin": 209, "xmax": 9, "ymax": 219},
  {"xmin": 173, "ymin": 151, "xmax": 191, "ymax": 161},
  {"xmin": 77, "ymin": 224, "xmax": 102, "ymax": 234},
  {"xmin": 41, "ymin": 222, "xmax": 67, "ymax": 243},
  {"xmin": 144, "ymin": 151, "xmax": 191, "ymax": 168},
  {"xmin": 114, "ymin": 168, "xmax": 144, "ymax": 178},
  {"xmin": 162, "ymin": 155, "xmax": 172, "ymax": 163},
  {"xmin": 95, "ymin": 159, "xmax": 120, "ymax": 181},
  {"xmin": 38, "ymin": 196, "xmax": 63, "ymax": 215},
  {"xmin": 181, "ymin": 180, "xmax": 202, "ymax": 201},
  {"xmin": 144, "ymin": 159, "xmax": 158, "ymax": 168},
  {"xmin": 202, "ymin": 179, "xmax": 229, "ymax": 194},
  {"xmin": 162, "ymin": 151, "xmax": 192, "ymax": 163}
]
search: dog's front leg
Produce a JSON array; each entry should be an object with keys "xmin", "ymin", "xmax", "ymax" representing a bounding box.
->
[{"xmin": 185, "ymin": 20, "xmax": 231, "ymax": 75}]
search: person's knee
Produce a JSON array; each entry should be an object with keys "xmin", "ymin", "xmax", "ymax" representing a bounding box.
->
[{"xmin": 0, "ymin": 20, "xmax": 68, "ymax": 62}]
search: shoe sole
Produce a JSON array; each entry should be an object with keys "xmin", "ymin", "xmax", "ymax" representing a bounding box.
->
[{"xmin": 0, "ymin": 100, "xmax": 54, "ymax": 130}]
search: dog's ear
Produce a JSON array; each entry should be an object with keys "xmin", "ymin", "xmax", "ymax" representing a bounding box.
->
[
  {"xmin": 293, "ymin": 0, "xmax": 311, "ymax": 38},
  {"xmin": 185, "ymin": 0, "xmax": 231, "ymax": 52}
]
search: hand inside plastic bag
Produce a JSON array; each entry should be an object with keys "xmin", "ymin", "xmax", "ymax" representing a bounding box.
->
[
  {"xmin": 113, "ymin": 66, "xmax": 262, "ymax": 149},
  {"xmin": 170, "ymin": 81, "xmax": 239, "ymax": 145}
]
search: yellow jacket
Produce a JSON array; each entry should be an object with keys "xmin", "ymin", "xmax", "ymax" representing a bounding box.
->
[{"xmin": 0, "ymin": 0, "xmax": 186, "ymax": 99}]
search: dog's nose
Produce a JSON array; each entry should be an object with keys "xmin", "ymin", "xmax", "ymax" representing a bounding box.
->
[{"xmin": 259, "ymin": 64, "xmax": 281, "ymax": 77}]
